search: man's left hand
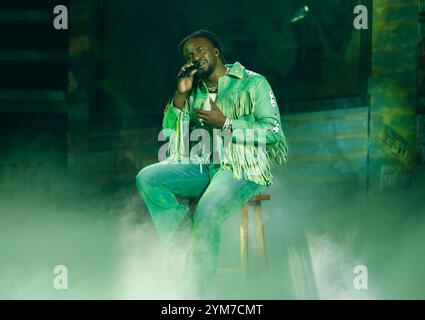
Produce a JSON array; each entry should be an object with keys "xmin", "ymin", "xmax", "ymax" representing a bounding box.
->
[{"xmin": 195, "ymin": 98, "xmax": 226, "ymax": 128}]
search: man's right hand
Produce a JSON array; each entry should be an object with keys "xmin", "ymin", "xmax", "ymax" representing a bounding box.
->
[
  {"xmin": 177, "ymin": 61, "xmax": 198, "ymax": 94},
  {"xmin": 173, "ymin": 62, "xmax": 198, "ymax": 109}
]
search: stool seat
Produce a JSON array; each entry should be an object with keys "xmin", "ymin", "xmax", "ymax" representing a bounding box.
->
[{"xmin": 248, "ymin": 194, "xmax": 270, "ymax": 202}]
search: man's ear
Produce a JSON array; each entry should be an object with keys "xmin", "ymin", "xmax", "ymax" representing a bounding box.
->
[{"xmin": 214, "ymin": 49, "xmax": 219, "ymax": 56}]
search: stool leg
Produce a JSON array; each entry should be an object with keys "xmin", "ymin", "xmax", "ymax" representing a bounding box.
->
[
  {"xmin": 254, "ymin": 202, "xmax": 268, "ymax": 269},
  {"xmin": 240, "ymin": 204, "xmax": 249, "ymax": 281}
]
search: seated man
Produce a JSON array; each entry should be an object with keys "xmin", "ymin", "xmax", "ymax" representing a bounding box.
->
[{"xmin": 136, "ymin": 29, "xmax": 287, "ymax": 296}]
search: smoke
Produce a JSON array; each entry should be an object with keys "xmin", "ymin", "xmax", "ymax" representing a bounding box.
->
[
  {"xmin": 1, "ymin": 161, "xmax": 424, "ymax": 299},
  {"xmin": 307, "ymin": 233, "xmax": 380, "ymax": 299},
  {"xmin": 112, "ymin": 210, "xmax": 199, "ymax": 299}
]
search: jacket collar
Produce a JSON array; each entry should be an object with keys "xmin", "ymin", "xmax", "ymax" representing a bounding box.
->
[
  {"xmin": 225, "ymin": 61, "xmax": 245, "ymax": 79},
  {"xmin": 197, "ymin": 61, "xmax": 245, "ymax": 89}
]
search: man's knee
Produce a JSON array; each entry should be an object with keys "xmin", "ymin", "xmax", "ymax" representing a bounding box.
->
[{"xmin": 135, "ymin": 165, "xmax": 156, "ymax": 191}]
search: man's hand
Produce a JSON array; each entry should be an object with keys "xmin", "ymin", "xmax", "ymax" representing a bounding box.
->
[
  {"xmin": 195, "ymin": 98, "xmax": 227, "ymax": 128},
  {"xmin": 176, "ymin": 62, "xmax": 198, "ymax": 94},
  {"xmin": 173, "ymin": 62, "xmax": 198, "ymax": 110}
]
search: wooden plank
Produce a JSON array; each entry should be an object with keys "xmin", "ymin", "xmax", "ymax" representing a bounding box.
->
[
  {"xmin": 281, "ymin": 157, "xmax": 368, "ymax": 176},
  {"xmin": 284, "ymin": 118, "xmax": 368, "ymax": 139},
  {"xmin": 0, "ymin": 51, "xmax": 67, "ymax": 62},
  {"xmin": 0, "ymin": 1, "xmax": 69, "ymax": 11},
  {"xmin": 284, "ymin": 107, "xmax": 369, "ymax": 122},
  {"xmin": 289, "ymin": 133, "xmax": 367, "ymax": 142},
  {"xmin": 287, "ymin": 151, "xmax": 367, "ymax": 163},
  {"xmin": 288, "ymin": 137, "xmax": 368, "ymax": 157}
]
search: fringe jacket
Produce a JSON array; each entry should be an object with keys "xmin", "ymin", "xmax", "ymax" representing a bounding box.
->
[{"xmin": 162, "ymin": 61, "xmax": 288, "ymax": 186}]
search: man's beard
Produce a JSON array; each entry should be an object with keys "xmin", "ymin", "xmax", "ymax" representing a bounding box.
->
[{"xmin": 197, "ymin": 63, "xmax": 215, "ymax": 80}]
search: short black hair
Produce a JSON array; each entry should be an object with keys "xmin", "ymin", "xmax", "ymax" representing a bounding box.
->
[{"xmin": 177, "ymin": 29, "xmax": 225, "ymax": 61}]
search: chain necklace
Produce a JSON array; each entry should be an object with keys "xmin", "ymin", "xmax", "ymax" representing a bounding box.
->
[
  {"xmin": 207, "ymin": 85, "xmax": 218, "ymax": 93},
  {"xmin": 207, "ymin": 67, "xmax": 230, "ymax": 93}
]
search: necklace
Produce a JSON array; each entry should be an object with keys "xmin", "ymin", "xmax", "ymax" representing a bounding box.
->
[
  {"xmin": 207, "ymin": 67, "xmax": 229, "ymax": 93},
  {"xmin": 207, "ymin": 85, "xmax": 218, "ymax": 93}
]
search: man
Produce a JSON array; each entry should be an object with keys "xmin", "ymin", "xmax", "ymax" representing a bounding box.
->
[{"xmin": 136, "ymin": 30, "xmax": 287, "ymax": 296}]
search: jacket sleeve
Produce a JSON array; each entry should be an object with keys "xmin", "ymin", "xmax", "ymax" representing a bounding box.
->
[
  {"xmin": 231, "ymin": 76, "xmax": 284, "ymax": 146},
  {"xmin": 162, "ymin": 98, "xmax": 190, "ymax": 140},
  {"xmin": 159, "ymin": 96, "xmax": 192, "ymax": 161}
]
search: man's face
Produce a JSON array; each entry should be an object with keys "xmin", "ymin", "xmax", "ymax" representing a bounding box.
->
[{"xmin": 182, "ymin": 37, "xmax": 219, "ymax": 79}]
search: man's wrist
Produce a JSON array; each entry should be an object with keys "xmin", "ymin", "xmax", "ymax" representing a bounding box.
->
[
  {"xmin": 222, "ymin": 117, "xmax": 232, "ymax": 131},
  {"xmin": 173, "ymin": 91, "xmax": 189, "ymax": 109}
]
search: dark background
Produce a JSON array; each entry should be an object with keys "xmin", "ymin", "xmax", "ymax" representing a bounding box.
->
[{"xmin": 93, "ymin": 0, "xmax": 368, "ymax": 122}]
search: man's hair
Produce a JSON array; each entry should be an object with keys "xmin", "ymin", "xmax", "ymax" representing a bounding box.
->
[{"xmin": 177, "ymin": 29, "xmax": 225, "ymax": 61}]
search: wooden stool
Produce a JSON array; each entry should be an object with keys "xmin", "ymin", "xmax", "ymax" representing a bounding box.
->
[
  {"xmin": 189, "ymin": 193, "xmax": 270, "ymax": 280},
  {"xmin": 240, "ymin": 194, "xmax": 270, "ymax": 280}
]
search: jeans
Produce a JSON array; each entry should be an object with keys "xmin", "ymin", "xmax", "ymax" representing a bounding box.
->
[{"xmin": 136, "ymin": 159, "xmax": 265, "ymax": 295}]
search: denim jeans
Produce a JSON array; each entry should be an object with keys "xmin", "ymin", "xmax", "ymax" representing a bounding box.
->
[{"xmin": 136, "ymin": 159, "xmax": 265, "ymax": 295}]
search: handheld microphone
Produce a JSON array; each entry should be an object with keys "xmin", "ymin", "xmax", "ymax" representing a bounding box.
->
[
  {"xmin": 290, "ymin": 5, "xmax": 309, "ymax": 23},
  {"xmin": 177, "ymin": 60, "xmax": 201, "ymax": 79}
]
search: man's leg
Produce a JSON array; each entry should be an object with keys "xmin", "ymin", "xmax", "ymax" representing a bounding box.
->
[
  {"xmin": 136, "ymin": 161, "xmax": 210, "ymax": 244},
  {"xmin": 189, "ymin": 168, "xmax": 266, "ymax": 295}
]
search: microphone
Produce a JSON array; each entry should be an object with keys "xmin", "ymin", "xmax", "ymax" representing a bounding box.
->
[
  {"xmin": 290, "ymin": 5, "xmax": 309, "ymax": 23},
  {"xmin": 177, "ymin": 60, "xmax": 201, "ymax": 79}
]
